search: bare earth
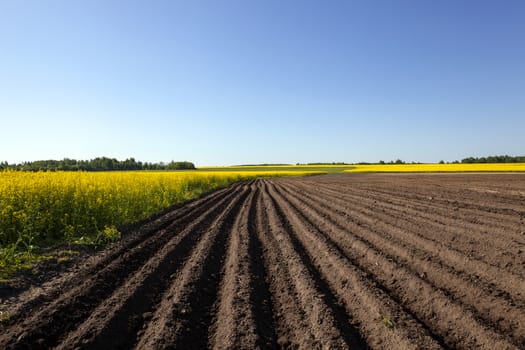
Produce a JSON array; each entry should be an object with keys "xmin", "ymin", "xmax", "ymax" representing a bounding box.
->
[{"xmin": 1, "ymin": 173, "xmax": 524, "ymax": 349}]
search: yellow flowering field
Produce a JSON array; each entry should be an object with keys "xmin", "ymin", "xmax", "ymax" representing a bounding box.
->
[
  {"xmin": 345, "ymin": 163, "xmax": 525, "ymax": 173},
  {"xmin": 0, "ymin": 170, "xmax": 320, "ymax": 277}
]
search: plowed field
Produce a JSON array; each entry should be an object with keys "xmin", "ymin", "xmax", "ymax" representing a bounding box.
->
[{"xmin": 1, "ymin": 174, "xmax": 524, "ymax": 349}]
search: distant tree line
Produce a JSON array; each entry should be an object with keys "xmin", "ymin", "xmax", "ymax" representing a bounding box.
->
[
  {"xmin": 376, "ymin": 155, "xmax": 525, "ymax": 165},
  {"xmin": 460, "ymin": 155, "xmax": 525, "ymax": 163},
  {"xmin": 376, "ymin": 159, "xmax": 409, "ymax": 165},
  {"xmin": 0, "ymin": 157, "xmax": 195, "ymax": 171}
]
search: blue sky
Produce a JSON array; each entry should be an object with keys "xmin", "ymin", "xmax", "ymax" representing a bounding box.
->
[{"xmin": 1, "ymin": 1, "xmax": 524, "ymax": 165}]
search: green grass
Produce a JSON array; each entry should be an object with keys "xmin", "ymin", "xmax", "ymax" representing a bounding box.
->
[{"xmin": 197, "ymin": 165, "xmax": 356, "ymax": 174}]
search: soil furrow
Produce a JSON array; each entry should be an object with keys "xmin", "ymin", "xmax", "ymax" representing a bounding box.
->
[
  {"xmin": 208, "ymin": 186, "xmax": 263, "ymax": 349},
  {"xmin": 275, "ymin": 181, "xmax": 525, "ymax": 348},
  {"xmin": 323, "ymin": 174, "xmax": 525, "ymax": 213},
  {"xmin": 350, "ymin": 181, "xmax": 525, "ymax": 216},
  {"xmin": 133, "ymin": 184, "xmax": 251, "ymax": 349},
  {"xmin": 285, "ymin": 179, "xmax": 525, "ymax": 297},
  {"xmin": 304, "ymin": 181, "xmax": 524, "ymax": 268},
  {"xmin": 307, "ymin": 176, "xmax": 524, "ymax": 237},
  {"xmin": 244, "ymin": 185, "xmax": 279, "ymax": 349},
  {"xmin": 286, "ymin": 180, "xmax": 525, "ymax": 300},
  {"xmin": 317, "ymin": 181, "xmax": 524, "ymax": 247},
  {"xmin": 264, "ymin": 182, "xmax": 443, "ymax": 349},
  {"xmin": 280, "ymin": 181, "xmax": 525, "ymax": 345},
  {"xmin": 255, "ymin": 182, "xmax": 351, "ymax": 349},
  {"xmin": 319, "ymin": 181, "xmax": 522, "ymax": 238},
  {"xmin": 259, "ymin": 182, "xmax": 367, "ymax": 349}
]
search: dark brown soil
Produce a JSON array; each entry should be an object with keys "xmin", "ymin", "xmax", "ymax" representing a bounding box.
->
[{"xmin": 1, "ymin": 174, "xmax": 524, "ymax": 349}]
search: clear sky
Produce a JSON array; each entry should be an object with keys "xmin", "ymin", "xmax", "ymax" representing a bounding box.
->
[{"xmin": 1, "ymin": 1, "xmax": 524, "ymax": 165}]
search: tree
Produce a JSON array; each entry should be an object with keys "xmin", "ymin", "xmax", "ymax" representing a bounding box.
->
[{"xmin": 1, "ymin": 158, "xmax": 196, "ymax": 171}]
